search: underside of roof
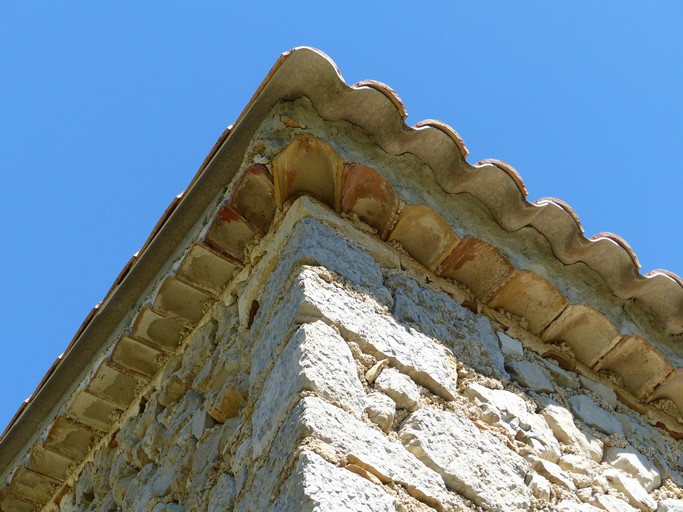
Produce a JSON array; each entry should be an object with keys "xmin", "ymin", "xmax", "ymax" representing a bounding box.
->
[{"xmin": 1, "ymin": 47, "xmax": 682, "ymax": 509}]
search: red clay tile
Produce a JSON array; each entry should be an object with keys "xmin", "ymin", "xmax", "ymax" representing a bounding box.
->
[
  {"xmin": 272, "ymin": 134, "xmax": 343, "ymax": 211},
  {"xmin": 388, "ymin": 204, "xmax": 460, "ymax": 270},
  {"xmin": 488, "ymin": 270, "xmax": 569, "ymax": 335},
  {"xmin": 541, "ymin": 304, "xmax": 621, "ymax": 367},
  {"xmin": 341, "ymin": 163, "xmax": 399, "ymax": 239},
  {"xmin": 204, "ymin": 204, "xmax": 260, "ymax": 261},
  {"xmin": 595, "ymin": 335, "xmax": 673, "ymax": 400},
  {"xmin": 437, "ymin": 237, "xmax": 515, "ymax": 301},
  {"xmin": 230, "ymin": 164, "xmax": 275, "ymax": 234}
]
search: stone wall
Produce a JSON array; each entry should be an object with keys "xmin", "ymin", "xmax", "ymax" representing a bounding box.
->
[{"xmin": 56, "ymin": 204, "xmax": 683, "ymax": 512}]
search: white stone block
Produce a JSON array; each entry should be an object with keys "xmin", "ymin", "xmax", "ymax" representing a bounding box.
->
[
  {"xmin": 507, "ymin": 359, "xmax": 554, "ymax": 393},
  {"xmin": 603, "ymin": 468, "xmax": 656, "ymax": 511},
  {"xmin": 541, "ymin": 402, "xmax": 603, "ymax": 462},
  {"xmin": 604, "ymin": 445, "xmax": 661, "ymax": 492},
  {"xmin": 399, "ymin": 407, "xmax": 530, "ymax": 511},
  {"xmin": 252, "ymin": 321, "xmax": 366, "ymax": 459},
  {"xmin": 498, "ymin": 332, "xmax": 524, "ymax": 359},
  {"xmin": 374, "ymin": 367, "xmax": 421, "ymax": 411},
  {"xmin": 568, "ymin": 394, "xmax": 624, "ymax": 436},
  {"xmin": 658, "ymin": 499, "xmax": 683, "ymax": 512},
  {"xmin": 579, "ymin": 375, "xmax": 618, "ymax": 407},
  {"xmin": 388, "ymin": 274, "xmax": 508, "ymax": 381},
  {"xmin": 364, "ymin": 392, "xmax": 395, "ymax": 432},
  {"xmin": 296, "ymin": 267, "xmax": 459, "ymax": 401},
  {"xmin": 272, "ymin": 451, "xmax": 399, "ymax": 511}
]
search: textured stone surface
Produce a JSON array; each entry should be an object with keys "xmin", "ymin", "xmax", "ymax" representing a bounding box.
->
[
  {"xmin": 387, "ymin": 274, "xmax": 508, "ymax": 381},
  {"xmin": 541, "ymin": 402, "xmax": 604, "ymax": 462},
  {"xmin": 365, "ymin": 392, "xmax": 396, "ymax": 432},
  {"xmin": 464, "ymin": 382, "xmax": 560, "ymax": 461},
  {"xmin": 252, "ymin": 320, "xmax": 366, "ymax": 459},
  {"xmin": 658, "ymin": 499, "xmax": 683, "ymax": 512},
  {"xmin": 296, "ymin": 267, "xmax": 459, "ymax": 401},
  {"xmin": 46, "ymin": 194, "xmax": 683, "ymax": 512},
  {"xmin": 498, "ymin": 332, "xmax": 524, "ymax": 359},
  {"xmin": 273, "ymin": 451, "xmax": 399, "ymax": 511},
  {"xmin": 299, "ymin": 397, "xmax": 457, "ymax": 510},
  {"xmin": 374, "ymin": 367, "xmax": 421, "ymax": 411},
  {"xmin": 399, "ymin": 407, "xmax": 530, "ymax": 511},
  {"xmin": 603, "ymin": 468, "xmax": 657, "ymax": 511},
  {"xmin": 507, "ymin": 359, "xmax": 555, "ymax": 393},
  {"xmin": 592, "ymin": 493, "xmax": 639, "ymax": 512},
  {"xmin": 579, "ymin": 375, "xmax": 618, "ymax": 407},
  {"xmin": 568, "ymin": 394, "xmax": 624, "ymax": 436},
  {"xmin": 604, "ymin": 445, "xmax": 661, "ymax": 492}
]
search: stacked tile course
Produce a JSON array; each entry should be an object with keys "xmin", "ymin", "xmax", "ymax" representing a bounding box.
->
[{"xmin": 2, "ymin": 89, "xmax": 683, "ymax": 511}]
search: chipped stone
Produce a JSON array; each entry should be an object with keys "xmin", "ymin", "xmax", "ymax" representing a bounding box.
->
[
  {"xmin": 400, "ymin": 407, "xmax": 530, "ymax": 511},
  {"xmin": 526, "ymin": 472, "xmax": 551, "ymax": 501},
  {"xmin": 374, "ymin": 367, "xmax": 421, "ymax": 411},
  {"xmin": 603, "ymin": 468, "xmax": 656, "ymax": 511},
  {"xmin": 365, "ymin": 359, "xmax": 388, "ymax": 385},
  {"xmin": 579, "ymin": 375, "xmax": 618, "ymax": 408},
  {"xmin": 498, "ymin": 332, "xmax": 524, "ymax": 359},
  {"xmin": 604, "ymin": 445, "xmax": 661, "ymax": 492},
  {"xmin": 541, "ymin": 401, "xmax": 603, "ymax": 462},
  {"xmin": 568, "ymin": 394, "xmax": 624, "ymax": 436},
  {"xmin": 507, "ymin": 359, "xmax": 554, "ymax": 393},
  {"xmin": 530, "ymin": 456, "xmax": 576, "ymax": 490},
  {"xmin": 364, "ymin": 392, "xmax": 396, "ymax": 432}
]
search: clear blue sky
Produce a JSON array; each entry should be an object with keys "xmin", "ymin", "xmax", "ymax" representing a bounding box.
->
[{"xmin": 1, "ymin": 2, "xmax": 681, "ymax": 431}]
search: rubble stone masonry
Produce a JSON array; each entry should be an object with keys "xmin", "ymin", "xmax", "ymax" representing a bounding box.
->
[{"xmin": 56, "ymin": 207, "xmax": 683, "ymax": 511}]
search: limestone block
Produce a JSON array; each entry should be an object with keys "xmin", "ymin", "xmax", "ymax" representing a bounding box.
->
[
  {"xmin": 206, "ymin": 376, "xmax": 245, "ymax": 423},
  {"xmin": 251, "ymin": 321, "xmax": 367, "ymax": 459},
  {"xmin": 206, "ymin": 472, "xmax": 237, "ymax": 512},
  {"xmin": 556, "ymin": 500, "xmax": 602, "ymax": 511},
  {"xmin": 559, "ymin": 454, "xmax": 596, "ymax": 478},
  {"xmin": 541, "ymin": 402, "xmax": 603, "ymax": 462},
  {"xmin": 399, "ymin": 407, "xmax": 530, "ymax": 511},
  {"xmin": 243, "ymin": 214, "xmax": 394, "ymax": 334},
  {"xmin": 525, "ymin": 472, "xmax": 551, "ymax": 501},
  {"xmin": 295, "ymin": 268, "xmax": 459, "ymax": 401},
  {"xmin": 568, "ymin": 394, "xmax": 624, "ymax": 436},
  {"xmin": 300, "ymin": 397, "xmax": 456, "ymax": 511},
  {"xmin": 464, "ymin": 382, "xmax": 560, "ymax": 461},
  {"xmin": 387, "ymin": 273, "xmax": 507, "ymax": 381},
  {"xmin": 591, "ymin": 494, "xmax": 638, "ymax": 512},
  {"xmin": 658, "ymin": 499, "xmax": 683, "ymax": 512},
  {"xmin": 603, "ymin": 468, "xmax": 656, "ymax": 511},
  {"xmin": 543, "ymin": 360, "xmax": 581, "ymax": 389},
  {"xmin": 506, "ymin": 359, "xmax": 554, "ymax": 393},
  {"xmin": 152, "ymin": 503, "xmax": 184, "ymax": 512},
  {"xmin": 365, "ymin": 392, "xmax": 396, "ymax": 432},
  {"xmin": 272, "ymin": 451, "xmax": 400, "ymax": 511},
  {"xmin": 529, "ymin": 456, "xmax": 576, "ymax": 490},
  {"xmin": 375, "ymin": 367, "xmax": 421, "ymax": 411},
  {"xmin": 603, "ymin": 445, "xmax": 661, "ymax": 492},
  {"xmin": 498, "ymin": 332, "xmax": 524, "ymax": 359},
  {"xmin": 579, "ymin": 375, "xmax": 618, "ymax": 408}
]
